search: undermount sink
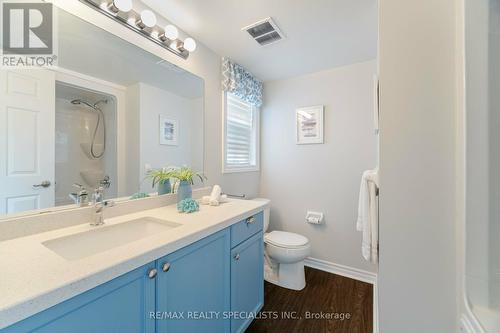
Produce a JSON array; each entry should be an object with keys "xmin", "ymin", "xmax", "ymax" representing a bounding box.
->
[{"xmin": 42, "ymin": 217, "xmax": 181, "ymax": 260}]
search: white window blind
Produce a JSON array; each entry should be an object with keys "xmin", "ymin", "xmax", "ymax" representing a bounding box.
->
[{"xmin": 224, "ymin": 92, "xmax": 259, "ymax": 172}]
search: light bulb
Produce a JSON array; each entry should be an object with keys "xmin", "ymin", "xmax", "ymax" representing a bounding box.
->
[
  {"xmin": 170, "ymin": 40, "xmax": 179, "ymax": 49},
  {"xmin": 164, "ymin": 25, "xmax": 179, "ymax": 40},
  {"xmin": 138, "ymin": 10, "xmax": 156, "ymax": 28},
  {"xmin": 183, "ymin": 38, "xmax": 196, "ymax": 52},
  {"xmin": 108, "ymin": 0, "xmax": 132, "ymax": 13}
]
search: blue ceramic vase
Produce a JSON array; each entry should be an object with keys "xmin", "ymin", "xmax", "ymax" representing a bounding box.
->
[
  {"xmin": 177, "ymin": 180, "xmax": 192, "ymax": 203},
  {"xmin": 157, "ymin": 179, "xmax": 171, "ymax": 195}
]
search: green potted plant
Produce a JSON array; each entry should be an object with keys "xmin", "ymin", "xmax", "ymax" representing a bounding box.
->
[
  {"xmin": 146, "ymin": 167, "xmax": 176, "ymax": 195},
  {"xmin": 171, "ymin": 167, "xmax": 206, "ymax": 202}
]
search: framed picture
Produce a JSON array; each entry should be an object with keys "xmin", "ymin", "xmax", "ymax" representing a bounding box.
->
[
  {"xmin": 296, "ymin": 105, "xmax": 324, "ymax": 144},
  {"xmin": 159, "ymin": 115, "xmax": 178, "ymax": 146}
]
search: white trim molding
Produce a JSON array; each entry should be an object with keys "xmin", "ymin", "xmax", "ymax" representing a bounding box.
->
[
  {"xmin": 304, "ymin": 257, "xmax": 377, "ymax": 284},
  {"xmin": 304, "ymin": 257, "xmax": 378, "ymax": 333}
]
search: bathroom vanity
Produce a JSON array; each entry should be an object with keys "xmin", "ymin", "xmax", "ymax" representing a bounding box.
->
[
  {"xmin": 0, "ymin": 197, "xmax": 266, "ymax": 333},
  {"xmin": 0, "ymin": 3, "xmax": 264, "ymax": 332}
]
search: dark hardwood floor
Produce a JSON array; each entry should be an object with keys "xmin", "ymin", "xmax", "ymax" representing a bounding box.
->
[{"xmin": 246, "ymin": 267, "xmax": 373, "ymax": 333}]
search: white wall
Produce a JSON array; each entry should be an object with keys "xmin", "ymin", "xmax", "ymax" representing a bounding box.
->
[
  {"xmin": 464, "ymin": 0, "xmax": 491, "ymax": 310},
  {"xmin": 53, "ymin": 0, "xmax": 261, "ymax": 199},
  {"xmin": 126, "ymin": 82, "xmax": 203, "ymax": 193},
  {"xmin": 378, "ymin": 0, "xmax": 458, "ymax": 332},
  {"xmin": 488, "ymin": 0, "xmax": 500, "ymax": 310},
  {"xmin": 260, "ymin": 60, "xmax": 378, "ymax": 272}
]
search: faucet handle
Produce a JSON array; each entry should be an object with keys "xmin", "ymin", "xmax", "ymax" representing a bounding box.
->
[
  {"xmin": 103, "ymin": 200, "xmax": 115, "ymax": 208},
  {"xmin": 93, "ymin": 187, "xmax": 105, "ymax": 203}
]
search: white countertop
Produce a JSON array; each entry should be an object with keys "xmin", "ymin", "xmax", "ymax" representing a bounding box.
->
[{"xmin": 0, "ymin": 198, "xmax": 268, "ymax": 329}]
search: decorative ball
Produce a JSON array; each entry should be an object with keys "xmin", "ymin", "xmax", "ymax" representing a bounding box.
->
[
  {"xmin": 130, "ymin": 192, "xmax": 150, "ymax": 200},
  {"xmin": 177, "ymin": 198, "xmax": 199, "ymax": 213}
]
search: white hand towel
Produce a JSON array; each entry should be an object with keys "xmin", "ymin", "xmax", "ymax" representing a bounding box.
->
[
  {"xmin": 357, "ymin": 169, "xmax": 379, "ymax": 263},
  {"xmin": 201, "ymin": 194, "xmax": 228, "ymax": 206},
  {"xmin": 210, "ymin": 185, "xmax": 222, "ymax": 201},
  {"xmin": 208, "ymin": 185, "xmax": 222, "ymax": 206}
]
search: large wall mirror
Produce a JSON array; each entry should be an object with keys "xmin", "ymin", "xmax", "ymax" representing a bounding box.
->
[{"xmin": 0, "ymin": 6, "xmax": 204, "ymax": 218}]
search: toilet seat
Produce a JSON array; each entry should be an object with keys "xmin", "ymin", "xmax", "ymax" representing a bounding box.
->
[{"xmin": 265, "ymin": 231, "xmax": 309, "ymax": 249}]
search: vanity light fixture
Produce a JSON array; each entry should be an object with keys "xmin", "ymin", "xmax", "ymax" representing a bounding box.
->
[
  {"xmin": 80, "ymin": 0, "xmax": 196, "ymax": 59},
  {"xmin": 107, "ymin": 0, "xmax": 132, "ymax": 13},
  {"xmin": 160, "ymin": 24, "xmax": 179, "ymax": 41},
  {"xmin": 182, "ymin": 37, "xmax": 197, "ymax": 52},
  {"xmin": 169, "ymin": 40, "xmax": 180, "ymax": 50},
  {"xmin": 136, "ymin": 9, "xmax": 156, "ymax": 29}
]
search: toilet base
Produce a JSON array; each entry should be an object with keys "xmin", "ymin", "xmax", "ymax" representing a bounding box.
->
[{"xmin": 264, "ymin": 260, "xmax": 306, "ymax": 291}]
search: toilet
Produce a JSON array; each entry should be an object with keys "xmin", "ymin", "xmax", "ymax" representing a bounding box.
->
[{"xmin": 255, "ymin": 199, "xmax": 311, "ymax": 291}]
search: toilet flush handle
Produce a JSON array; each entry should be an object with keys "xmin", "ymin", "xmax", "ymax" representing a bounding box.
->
[
  {"xmin": 234, "ymin": 253, "xmax": 240, "ymax": 261},
  {"xmin": 246, "ymin": 216, "xmax": 255, "ymax": 225}
]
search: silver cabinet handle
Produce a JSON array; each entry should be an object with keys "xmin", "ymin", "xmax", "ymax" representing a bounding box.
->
[
  {"xmin": 162, "ymin": 262, "xmax": 171, "ymax": 272},
  {"xmin": 33, "ymin": 181, "xmax": 51, "ymax": 189},
  {"xmin": 234, "ymin": 253, "xmax": 240, "ymax": 261},
  {"xmin": 148, "ymin": 268, "xmax": 158, "ymax": 279},
  {"xmin": 246, "ymin": 216, "xmax": 255, "ymax": 225}
]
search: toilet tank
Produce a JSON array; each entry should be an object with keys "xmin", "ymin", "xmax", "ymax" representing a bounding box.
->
[{"xmin": 253, "ymin": 198, "xmax": 270, "ymax": 232}]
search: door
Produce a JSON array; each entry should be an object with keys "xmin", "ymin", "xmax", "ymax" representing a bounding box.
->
[
  {"xmin": 0, "ymin": 69, "xmax": 55, "ymax": 214},
  {"xmin": 156, "ymin": 229, "xmax": 231, "ymax": 333},
  {"xmin": 4, "ymin": 263, "xmax": 156, "ymax": 333},
  {"xmin": 230, "ymin": 232, "xmax": 264, "ymax": 333}
]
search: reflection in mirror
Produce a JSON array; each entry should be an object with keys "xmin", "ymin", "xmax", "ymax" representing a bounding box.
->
[{"xmin": 0, "ymin": 7, "xmax": 204, "ymax": 218}]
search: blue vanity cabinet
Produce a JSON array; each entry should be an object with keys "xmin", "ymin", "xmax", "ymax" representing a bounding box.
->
[
  {"xmin": 2, "ymin": 212, "xmax": 265, "ymax": 333},
  {"xmin": 230, "ymin": 231, "xmax": 264, "ymax": 333},
  {"xmin": 155, "ymin": 229, "xmax": 231, "ymax": 333},
  {"xmin": 3, "ymin": 264, "xmax": 156, "ymax": 333}
]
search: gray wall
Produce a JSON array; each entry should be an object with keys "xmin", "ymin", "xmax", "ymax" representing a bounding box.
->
[
  {"xmin": 260, "ymin": 60, "xmax": 378, "ymax": 272},
  {"xmin": 378, "ymin": 0, "xmax": 458, "ymax": 331},
  {"xmin": 135, "ymin": 83, "xmax": 203, "ymax": 193}
]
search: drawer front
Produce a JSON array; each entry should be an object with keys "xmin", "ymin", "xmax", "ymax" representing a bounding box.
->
[{"xmin": 231, "ymin": 212, "xmax": 263, "ymax": 248}]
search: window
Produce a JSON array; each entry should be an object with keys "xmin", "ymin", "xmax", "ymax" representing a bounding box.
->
[{"xmin": 223, "ymin": 92, "xmax": 260, "ymax": 173}]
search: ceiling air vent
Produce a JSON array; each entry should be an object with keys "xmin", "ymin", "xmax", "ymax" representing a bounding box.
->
[{"xmin": 242, "ymin": 17, "xmax": 285, "ymax": 46}]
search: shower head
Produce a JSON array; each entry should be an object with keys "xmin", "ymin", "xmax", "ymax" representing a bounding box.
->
[
  {"xmin": 71, "ymin": 99, "xmax": 95, "ymax": 109},
  {"xmin": 70, "ymin": 99, "xmax": 107, "ymax": 110},
  {"xmin": 93, "ymin": 99, "xmax": 108, "ymax": 107},
  {"xmin": 69, "ymin": 98, "xmax": 107, "ymax": 159}
]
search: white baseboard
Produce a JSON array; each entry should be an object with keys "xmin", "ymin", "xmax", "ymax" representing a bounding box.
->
[
  {"xmin": 304, "ymin": 257, "xmax": 378, "ymax": 333},
  {"xmin": 304, "ymin": 257, "xmax": 377, "ymax": 284}
]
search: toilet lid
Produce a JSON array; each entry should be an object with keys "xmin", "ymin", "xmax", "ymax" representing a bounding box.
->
[{"xmin": 265, "ymin": 231, "xmax": 309, "ymax": 248}]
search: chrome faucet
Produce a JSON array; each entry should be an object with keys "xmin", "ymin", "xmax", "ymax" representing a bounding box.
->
[
  {"xmin": 69, "ymin": 183, "xmax": 89, "ymax": 207},
  {"xmin": 91, "ymin": 187, "xmax": 114, "ymax": 226}
]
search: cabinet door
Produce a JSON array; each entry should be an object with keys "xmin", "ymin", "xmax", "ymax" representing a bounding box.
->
[
  {"xmin": 230, "ymin": 232, "xmax": 264, "ymax": 333},
  {"xmin": 4, "ymin": 264, "xmax": 156, "ymax": 333},
  {"xmin": 156, "ymin": 229, "xmax": 230, "ymax": 333}
]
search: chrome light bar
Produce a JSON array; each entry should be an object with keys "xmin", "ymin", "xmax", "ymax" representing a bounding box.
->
[{"xmin": 79, "ymin": 0, "xmax": 195, "ymax": 60}]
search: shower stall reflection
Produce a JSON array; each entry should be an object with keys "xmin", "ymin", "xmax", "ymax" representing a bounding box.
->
[{"xmin": 55, "ymin": 83, "xmax": 117, "ymax": 206}]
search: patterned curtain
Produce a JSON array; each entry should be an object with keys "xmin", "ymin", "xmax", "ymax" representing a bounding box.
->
[{"xmin": 221, "ymin": 57, "xmax": 263, "ymax": 108}]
